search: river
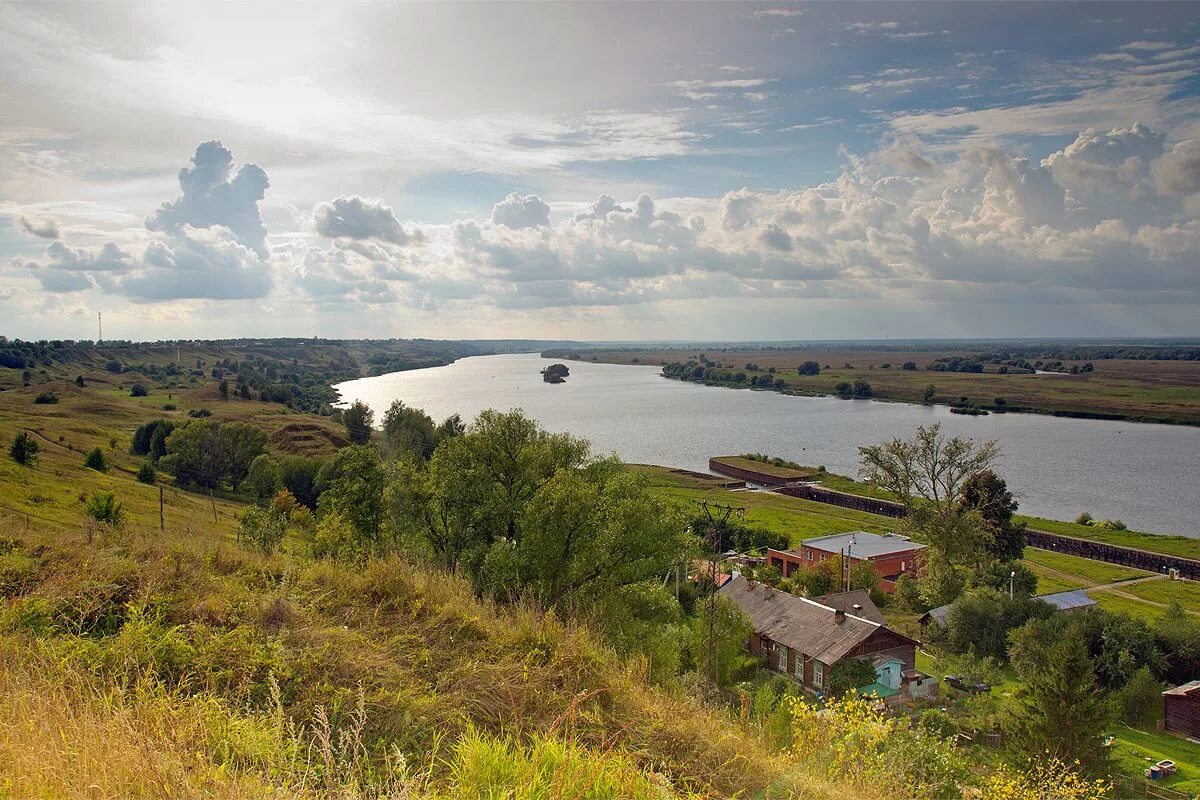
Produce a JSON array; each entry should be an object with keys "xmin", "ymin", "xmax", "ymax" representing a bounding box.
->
[{"xmin": 334, "ymin": 353, "xmax": 1200, "ymax": 535}]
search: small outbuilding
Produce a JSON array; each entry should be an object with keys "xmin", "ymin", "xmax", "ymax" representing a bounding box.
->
[{"xmin": 1164, "ymin": 681, "xmax": 1200, "ymax": 739}]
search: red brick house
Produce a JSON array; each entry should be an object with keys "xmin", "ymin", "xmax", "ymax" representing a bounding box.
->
[
  {"xmin": 1164, "ymin": 681, "xmax": 1200, "ymax": 738},
  {"xmin": 768, "ymin": 531, "xmax": 925, "ymax": 592},
  {"xmin": 719, "ymin": 575, "xmax": 920, "ymax": 694}
]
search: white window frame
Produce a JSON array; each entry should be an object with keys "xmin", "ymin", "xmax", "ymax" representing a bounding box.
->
[
  {"xmin": 812, "ymin": 659, "xmax": 825, "ymax": 690},
  {"xmin": 794, "ymin": 653, "xmax": 804, "ymax": 681},
  {"xmin": 777, "ymin": 644, "xmax": 789, "ymax": 672}
]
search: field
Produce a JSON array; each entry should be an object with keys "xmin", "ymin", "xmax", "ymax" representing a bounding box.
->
[
  {"xmin": 631, "ymin": 464, "xmax": 891, "ymax": 541},
  {"xmin": 565, "ymin": 346, "xmax": 1200, "ymax": 425}
]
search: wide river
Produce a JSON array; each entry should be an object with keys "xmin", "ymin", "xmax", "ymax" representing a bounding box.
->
[{"xmin": 335, "ymin": 353, "xmax": 1200, "ymax": 535}]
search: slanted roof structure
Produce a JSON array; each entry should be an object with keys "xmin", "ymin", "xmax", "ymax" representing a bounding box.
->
[
  {"xmin": 1163, "ymin": 680, "xmax": 1200, "ymax": 697},
  {"xmin": 1034, "ymin": 589, "xmax": 1097, "ymax": 612},
  {"xmin": 798, "ymin": 531, "xmax": 926, "ymax": 559},
  {"xmin": 816, "ymin": 589, "xmax": 887, "ymax": 625},
  {"xmin": 718, "ymin": 575, "xmax": 914, "ymax": 664}
]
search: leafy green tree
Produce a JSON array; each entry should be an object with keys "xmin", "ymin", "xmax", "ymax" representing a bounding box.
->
[
  {"xmin": 436, "ymin": 413, "xmax": 465, "ymax": 442},
  {"xmin": 1004, "ymin": 627, "xmax": 1111, "ymax": 776},
  {"xmin": 74, "ymin": 375, "xmax": 85, "ymax": 388},
  {"xmin": 9, "ymin": 432, "xmax": 38, "ymax": 466},
  {"xmin": 829, "ymin": 657, "xmax": 877, "ymax": 694},
  {"xmin": 131, "ymin": 419, "xmax": 176, "ymax": 459},
  {"xmin": 84, "ymin": 491, "xmax": 123, "ymax": 526},
  {"xmin": 893, "ymin": 572, "xmax": 926, "ymax": 612},
  {"xmin": 278, "ymin": 455, "xmax": 325, "ymax": 509},
  {"xmin": 922, "ymin": 384, "xmax": 936, "ymax": 403},
  {"xmin": 902, "ymin": 361, "xmax": 918, "ymax": 371},
  {"xmin": 221, "ymin": 422, "xmax": 268, "ymax": 489},
  {"xmin": 83, "ymin": 447, "xmax": 107, "ymax": 472},
  {"xmin": 959, "ymin": 470, "xmax": 1026, "ymax": 561},
  {"xmin": 943, "ymin": 588, "xmax": 1053, "ymax": 661},
  {"xmin": 341, "ymin": 400, "xmax": 375, "ymax": 445},
  {"xmin": 797, "ymin": 361, "xmax": 820, "ymax": 376},
  {"xmin": 130, "ymin": 383, "xmax": 148, "ymax": 397},
  {"xmin": 382, "ymin": 399, "xmax": 437, "ymax": 460},
  {"xmin": 859, "ymin": 424, "xmax": 999, "ymax": 593},
  {"xmin": 218, "ymin": 379, "xmax": 229, "ymax": 399},
  {"xmin": 1119, "ymin": 666, "xmax": 1163, "ymax": 727},
  {"xmin": 966, "ymin": 561, "xmax": 1037, "ymax": 598},
  {"xmin": 1156, "ymin": 601, "xmax": 1200, "ymax": 684},
  {"xmin": 136, "ymin": 462, "xmax": 156, "ymax": 484},
  {"xmin": 160, "ymin": 420, "xmax": 226, "ymax": 488},
  {"xmin": 246, "ymin": 454, "xmax": 280, "ymax": 502},
  {"xmin": 316, "ymin": 445, "xmax": 388, "ymax": 555}
]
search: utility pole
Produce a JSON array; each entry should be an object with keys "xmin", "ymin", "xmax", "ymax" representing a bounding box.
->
[
  {"xmin": 97, "ymin": 312, "xmax": 102, "ymax": 344},
  {"xmin": 695, "ymin": 498, "xmax": 744, "ymax": 694}
]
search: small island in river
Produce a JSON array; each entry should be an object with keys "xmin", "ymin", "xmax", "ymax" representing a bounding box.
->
[{"xmin": 541, "ymin": 362, "xmax": 570, "ymax": 383}]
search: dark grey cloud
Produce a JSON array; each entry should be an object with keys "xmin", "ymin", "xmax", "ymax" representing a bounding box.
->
[
  {"xmin": 312, "ymin": 195, "xmax": 423, "ymax": 244},
  {"xmin": 18, "ymin": 215, "xmax": 62, "ymax": 239},
  {"xmin": 146, "ymin": 140, "xmax": 270, "ymax": 257},
  {"xmin": 491, "ymin": 192, "xmax": 551, "ymax": 229}
]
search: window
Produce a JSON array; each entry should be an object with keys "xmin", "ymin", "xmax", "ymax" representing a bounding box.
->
[
  {"xmin": 901, "ymin": 560, "xmax": 906, "ymax": 572},
  {"xmin": 794, "ymin": 653, "xmax": 804, "ymax": 680},
  {"xmin": 812, "ymin": 660, "xmax": 825, "ymax": 690},
  {"xmin": 777, "ymin": 644, "xmax": 789, "ymax": 672}
]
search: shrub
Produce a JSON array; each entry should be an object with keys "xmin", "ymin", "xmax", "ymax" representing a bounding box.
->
[
  {"xmin": 33, "ymin": 391, "xmax": 58, "ymax": 405},
  {"xmin": 1075, "ymin": 512, "xmax": 1093, "ymax": 526},
  {"xmin": 239, "ymin": 506, "xmax": 287, "ymax": 555},
  {"xmin": 74, "ymin": 375, "xmax": 85, "ymax": 388},
  {"xmin": 188, "ymin": 408, "xmax": 212, "ymax": 418},
  {"xmin": 105, "ymin": 360, "xmax": 122, "ymax": 373},
  {"xmin": 162, "ymin": 403, "xmax": 176, "ymax": 411},
  {"xmin": 136, "ymin": 462, "xmax": 157, "ymax": 485},
  {"xmin": 84, "ymin": 491, "xmax": 124, "ymax": 526},
  {"xmin": 130, "ymin": 383, "xmax": 149, "ymax": 397},
  {"xmin": 83, "ymin": 447, "xmax": 108, "ymax": 472},
  {"xmin": 9, "ymin": 432, "xmax": 39, "ymax": 466}
]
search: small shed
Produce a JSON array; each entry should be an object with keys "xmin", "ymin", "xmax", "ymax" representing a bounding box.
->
[
  {"xmin": 1034, "ymin": 589, "xmax": 1097, "ymax": 613},
  {"xmin": 1164, "ymin": 680, "xmax": 1200, "ymax": 739}
]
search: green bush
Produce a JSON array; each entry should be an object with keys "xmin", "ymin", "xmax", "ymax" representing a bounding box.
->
[
  {"xmin": 83, "ymin": 447, "xmax": 107, "ymax": 472},
  {"xmin": 136, "ymin": 462, "xmax": 157, "ymax": 485},
  {"xmin": 84, "ymin": 491, "xmax": 124, "ymax": 526},
  {"xmin": 33, "ymin": 391, "xmax": 58, "ymax": 405},
  {"xmin": 130, "ymin": 383, "xmax": 149, "ymax": 397},
  {"xmin": 9, "ymin": 432, "xmax": 39, "ymax": 466}
]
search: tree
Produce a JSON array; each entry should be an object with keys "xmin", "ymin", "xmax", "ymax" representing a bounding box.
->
[
  {"xmin": 541, "ymin": 363, "xmax": 570, "ymax": 383},
  {"xmin": 943, "ymin": 588, "xmax": 1052, "ymax": 660},
  {"xmin": 902, "ymin": 361, "xmax": 918, "ymax": 371},
  {"xmin": 797, "ymin": 361, "xmax": 820, "ymax": 376},
  {"xmin": 859, "ymin": 424, "xmax": 999, "ymax": 589},
  {"xmin": 74, "ymin": 375, "xmax": 85, "ymax": 388},
  {"xmin": 1156, "ymin": 601, "xmax": 1200, "ymax": 684},
  {"xmin": 130, "ymin": 383, "xmax": 148, "ymax": 397},
  {"xmin": 218, "ymin": 379, "xmax": 229, "ymax": 399},
  {"xmin": 828, "ymin": 657, "xmax": 877, "ymax": 694},
  {"xmin": 136, "ymin": 462, "xmax": 156, "ymax": 484},
  {"xmin": 922, "ymin": 384, "xmax": 936, "ymax": 403},
  {"xmin": 967, "ymin": 561, "xmax": 1037, "ymax": 598},
  {"xmin": 221, "ymin": 422, "xmax": 268, "ymax": 489},
  {"xmin": 131, "ymin": 419, "xmax": 176, "ymax": 459},
  {"xmin": 316, "ymin": 445, "xmax": 388, "ymax": 556},
  {"xmin": 342, "ymin": 400, "xmax": 374, "ymax": 444},
  {"xmin": 382, "ymin": 399, "xmax": 437, "ymax": 460},
  {"xmin": 84, "ymin": 491, "xmax": 123, "ymax": 526},
  {"xmin": 83, "ymin": 447, "xmax": 107, "ymax": 472},
  {"xmin": 278, "ymin": 455, "xmax": 325, "ymax": 509},
  {"xmin": 246, "ymin": 454, "xmax": 280, "ymax": 502},
  {"xmin": 436, "ymin": 413, "xmax": 465, "ymax": 442},
  {"xmin": 1119, "ymin": 666, "xmax": 1163, "ymax": 727},
  {"xmin": 959, "ymin": 470, "xmax": 1026, "ymax": 561},
  {"xmin": 1004, "ymin": 627, "xmax": 1111, "ymax": 776},
  {"xmin": 160, "ymin": 420, "xmax": 227, "ymax": 489},
  {"xmin": 9, "ymin": 432, "xmax": 38, "ymax": 466}
]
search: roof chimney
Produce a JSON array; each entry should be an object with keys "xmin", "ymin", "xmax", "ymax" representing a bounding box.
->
[{"xmin": 834, "ymin": 608, "xmax": 846, "ymax": 624}]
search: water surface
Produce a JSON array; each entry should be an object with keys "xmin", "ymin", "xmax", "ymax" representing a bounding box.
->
[{"xmin": 335, "ymin": 353, "xmax": 1200, "ymax": 535}]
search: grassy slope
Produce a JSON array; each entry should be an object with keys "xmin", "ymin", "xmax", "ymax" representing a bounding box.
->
[
  {"xmin": 710, "ymin": 455, "xmax": 816, "ymax": 480},
  {"xmin": 572, "ymin": 347, "xmax": 1200, "ymax": 425}
]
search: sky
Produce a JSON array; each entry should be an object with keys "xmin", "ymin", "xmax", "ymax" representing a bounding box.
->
[{"xmin": 2, "ymin": 1, "xmax": 1200, "ymax": 343}]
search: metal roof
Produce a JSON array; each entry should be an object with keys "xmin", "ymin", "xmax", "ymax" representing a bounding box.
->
[
  {"xmin": 719, "ymin": 575, "xmax": 913, "ymax": 665},
  {"xmin": 1033, "ymin": 589, "xmax": 1097, "ymax": 611},
  {"xmin": 798, "ymin": 531, "xmax": 927, "ymax": 559},
  {"xmin": 1164, "ymin": 680, "xmax": 1200, "ymax": 697}
]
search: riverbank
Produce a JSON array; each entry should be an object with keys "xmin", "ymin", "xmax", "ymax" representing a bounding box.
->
[{"xmin": 544, "ymin": 346, "xmax": 1200, "ymax": 426}]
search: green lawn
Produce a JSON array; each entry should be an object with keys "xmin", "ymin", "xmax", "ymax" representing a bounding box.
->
[
  {"xmin": 1110, "ymin": 725, "xmax": 1200, "ymax": 795},
  {"xmin": 1023, "ymin": 548, "xmax": 1153, "ymax": 586},
  {"xmin": 1088, "ymin": 591, "xmax": 1172, "ymax": 623},
  {"xmin": 630, "ymin": 465, "xmax": 891, "ymax": 544},
  {"xmin": 1124, "ymin": 578, "xmax": 1200, "ymax": 608},
  {"xmin": 1026, "ymin": 567, "xmax": 1085, "ymax": 595}
]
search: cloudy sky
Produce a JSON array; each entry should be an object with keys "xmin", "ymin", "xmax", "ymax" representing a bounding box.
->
[{"xmin": 3, "ymin": 1, "xmax": 1200, "ymax": 342}]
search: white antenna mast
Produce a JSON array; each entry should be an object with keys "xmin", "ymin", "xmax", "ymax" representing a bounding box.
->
[{"xmin": 97, "ymin": 312, "xmax": 102, "ymax": 343}]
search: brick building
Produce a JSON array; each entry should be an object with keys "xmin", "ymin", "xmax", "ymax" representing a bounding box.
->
[{"xmin": 767, "ymin": 531, "xmax": 925, "ymax": 592}]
